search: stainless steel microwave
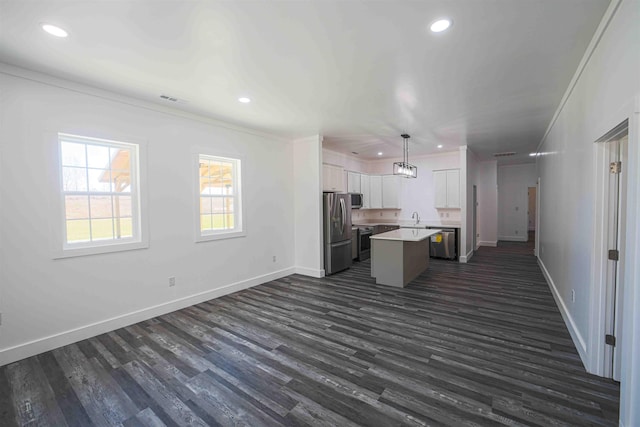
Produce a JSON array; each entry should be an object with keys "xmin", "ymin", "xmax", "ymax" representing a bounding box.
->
[{"xmin": 350, "ymin": 193, "xmax": 363, "ymax": 209}]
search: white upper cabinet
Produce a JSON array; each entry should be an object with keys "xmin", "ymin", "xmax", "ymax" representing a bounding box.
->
[
  {"xmin": 382, "ymin": 175, "xmax": 401, "ymax": 208},
  {"xmin": 360, "ymin": 174, "xmax": 370, "ymax": 208},
  {"xmin": 445, "ymin": 169, "xmax": 460, "ymax": 208},
  {"xmin": 433, "ymin": 169, "xmax": 460, "ymax": 208},
  {"xmin": 347, "ymin": 171, "xmax": 361, "ymax": 193},
  {"xmin": 322, "ymin": 163, "xmax": 345, "ymax": 192},
  {"xmin": 369, "ymin": 175, "xmax": 382, "ymax": 208}
]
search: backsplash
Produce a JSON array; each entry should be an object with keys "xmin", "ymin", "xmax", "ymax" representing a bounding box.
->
[{"xmin": 352, "ymin": 208, "xmax": 461, "ymax": 222}]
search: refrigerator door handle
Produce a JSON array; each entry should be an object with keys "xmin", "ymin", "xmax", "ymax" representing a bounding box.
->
[{"xmin": 340, "ymin": 198, "xmax": 346, "ymax": 235}]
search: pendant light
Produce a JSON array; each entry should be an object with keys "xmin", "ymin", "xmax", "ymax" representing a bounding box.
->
[{"xmin": 393, "ymin": 133, "xmax": 417, "ymax": 178}]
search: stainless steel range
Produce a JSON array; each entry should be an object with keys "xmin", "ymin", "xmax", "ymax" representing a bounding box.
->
[{"xmin": 357, "ymin": 226, "xmax": 373, "ymax": 261}]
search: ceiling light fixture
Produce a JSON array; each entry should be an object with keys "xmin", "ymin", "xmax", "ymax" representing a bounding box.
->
[
  {"xmin": 41, "ymin": 23, "xmax": 68, "ymax": 38},
  {"xmin": 529, "ymin": 152, "xmax": 537, "ymax": 157},
  {"xmin": 430, "ymin": 18, "xmax": 452, "ymax": 33},
  {"xmin": 437, "ymin": 144, "xmax": 443, "ymax": 149},
  {"xmin": 377, "ymin": 152, "xmax": 383, "ymax": 156},
  {"xmin": 393, "ymin": 134, "xmax": 417, "ymax": 178},
  {"xmin": 238, "ymin": 97, "xmax": 251, "ymax": 103}
]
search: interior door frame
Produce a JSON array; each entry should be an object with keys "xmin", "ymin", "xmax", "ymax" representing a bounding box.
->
[{"xmin": 589, "ymin": 119, "xmax": 628, "ymax": 378}]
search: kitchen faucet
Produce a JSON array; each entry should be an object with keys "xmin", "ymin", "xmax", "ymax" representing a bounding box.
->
[{"xmin": 411, "ymin": 211, "xmax": 420, "ymax": 224}]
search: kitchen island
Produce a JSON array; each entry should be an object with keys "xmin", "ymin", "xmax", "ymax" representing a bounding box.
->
[{"xmin": 370, "ymin": 228, "xmax": 441, "ymax": 287}]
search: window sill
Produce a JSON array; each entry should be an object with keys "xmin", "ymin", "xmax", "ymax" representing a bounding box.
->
[
  {"xmin": 53, "ymin": 240, "xmax": 149, "ymax": 259},
  {"xmin": 196, "ymin": 230, "xmax": 246, "ymax": 243}
]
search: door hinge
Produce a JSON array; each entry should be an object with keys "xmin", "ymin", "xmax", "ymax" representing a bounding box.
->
[
  {"xmin": 605, "ymin": 334, "xmax": 616, "ymax": 346},
  {"xmin": 608, "ymin": 249, "xmax": 619, "ymax": 261},
  {"xmin": 610, "ymin": 161, "xmax": 621, "ymax": 174}
]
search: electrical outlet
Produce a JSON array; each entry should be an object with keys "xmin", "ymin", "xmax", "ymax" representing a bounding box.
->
[
  {"xmin": 571, "ymin": 289, "xmax": 576, "ymax": 303},
  {"xmin": 272, "ymin": 255, "xmax": 276, "ymax": 262},
  {"xmin": 168, "ymin": 277, "xmax": 176, "ymax": 287},
  {"xmin": 440, "ymin": 212, "xmax": 444, "ymax": 218},
  {"xmin": 394, "ymin": 212, "xmax": 397, "ymax": 217}
]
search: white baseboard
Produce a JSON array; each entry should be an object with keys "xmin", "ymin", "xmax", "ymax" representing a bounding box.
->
[
  {"xmin": 294, "ymin": 266, "xmax": 324, "ymax": 278},
  {"xmin": 538, "ymin": 258, "xmax": 588, "ymax": 366},
  {"xmin": 479, "ymin": 240, "xmax": 498, "ymax": 247},
  {"xmin": 459, "ymin": 249, "xmax": 473, "ymax": 263},
  {"xmin": 498, "ymin": 235, "xmax": 527, "ymax": 242},
  {"xmin": 0, "ymin": 267, "xmax": 295, "ymax": 366}
]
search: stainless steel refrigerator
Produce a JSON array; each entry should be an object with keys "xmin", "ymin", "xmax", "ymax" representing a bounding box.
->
[{"xmin": 323, "ymin": 192, "xmax": 352, "ymax": 275}]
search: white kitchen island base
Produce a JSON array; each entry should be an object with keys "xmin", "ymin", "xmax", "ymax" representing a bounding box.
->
[{"xmin": 370, "ymin": 229, "xmax": 441, "ymax": 288}]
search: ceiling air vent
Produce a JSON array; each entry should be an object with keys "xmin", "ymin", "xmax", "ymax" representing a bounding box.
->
[
  {"xmin": 160, "ymin": 94, "xmax": 179, "ymax": 102},
  {"xmin": 493, "ymin": 151, "xmax": 516, "ymax": 158}
]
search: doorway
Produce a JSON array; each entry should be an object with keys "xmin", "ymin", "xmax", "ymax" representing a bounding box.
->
[
  {"xmin": 593, "ymin": 119, "xmax": 628, "ymax": 380},
  {"xmin": 473, "ymin": 185, "xmax": 477, "ymax": 250},
  {"xmin": 527, "ymin": 186, "xmax": 536, "ymax": 245}
]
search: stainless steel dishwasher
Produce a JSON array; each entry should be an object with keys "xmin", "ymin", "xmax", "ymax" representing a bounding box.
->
[{"xmin": 430, "ymin": 228, "xmax": 457, "ymax": 259}]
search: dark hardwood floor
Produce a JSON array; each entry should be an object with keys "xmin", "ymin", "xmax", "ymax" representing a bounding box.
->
[{"xmin": 0, "ymin": 240, "xmax": 620, "ymax": 426}]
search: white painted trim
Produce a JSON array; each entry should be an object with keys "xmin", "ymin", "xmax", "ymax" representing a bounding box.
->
[
  {"xmin": 535, "ymin": 0, "xmax": 622, "ymax": 153},
  {"xmin": 478, "ymin": 241, "xmax": 498, "ymax": 247},
  {"xmin": 498, "ymin": 235, "xmax": 527, "ymax": 242},
  {"xmin": 538, "ymin": 258, "xmax": 588, "ymax": 366},
  {"xmin": 294, "ymin": 266, "xmax": 324, "ymax": 278},
  {"xmin": 0, "ymin": 267, "xmax": 295, "ymax": 366},
  {"xmin": 0, "ymin": 63, "xmax": 290, "ymax": 144},
  {"xmin": 459, "ymin": 248, "xmax": 473, "ymax": 263}
]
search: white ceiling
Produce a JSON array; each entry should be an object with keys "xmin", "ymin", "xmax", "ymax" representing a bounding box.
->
[{"xmin": 0, "ymin": 0, "xmax": 610, "ymax": 163}]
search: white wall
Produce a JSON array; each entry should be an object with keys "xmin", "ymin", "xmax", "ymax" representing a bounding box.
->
[
  {"xmin": 497, "ymin": 164, "xmax": 537, "ymax": 242},
  {"xmin": 294, "ymin": 136, "xmax": 323, "ymax": 277},
  {"xmin": 535, "ymin": 0, "xmax": 640, "ymax": 425},
  {"xmin": 0, "ymin": 69, "xmax": 297, "ymax": 365},
  {"xmin": 475, "ymin": 160, "xmax": 498, "ymax": 247}
]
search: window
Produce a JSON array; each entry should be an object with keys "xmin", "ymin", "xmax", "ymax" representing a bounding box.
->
[
  {"xmin": 58, "ymin": 133, "xmax": 144, "ymax": 255},
  {"xmin": 197, "ymin": 154, "xmax": 243, "ymax": 241}
]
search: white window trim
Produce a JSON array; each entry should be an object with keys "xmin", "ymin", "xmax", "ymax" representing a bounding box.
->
[
  {"xmin": 53, "ymin": 133, "xmax": 149, "ymax": 259},
  {"xmin": 194, "ymin": 150, "xmax": 246, "ymax": 242}
]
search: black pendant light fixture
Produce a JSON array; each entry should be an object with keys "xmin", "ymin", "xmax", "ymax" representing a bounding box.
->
[{"xmin": 393, "ymin": 133, "xmax": 417, "ymax": 178}]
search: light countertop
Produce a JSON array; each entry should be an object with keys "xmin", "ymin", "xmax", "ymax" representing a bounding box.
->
[
  {"xmin": 370, "ymin": 228, "xmax": 442, "ymax": 242},
  {"xmin": 354, "ymin": 220, "xmax": 461, "ymax": 229}
]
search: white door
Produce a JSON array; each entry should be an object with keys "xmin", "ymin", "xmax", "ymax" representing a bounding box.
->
[{"xmin": 605, "ymin": 135, "xmax": 628, "ymax": 380}]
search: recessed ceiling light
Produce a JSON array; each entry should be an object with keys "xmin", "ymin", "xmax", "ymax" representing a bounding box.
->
[
  {"xmin": 529, "ymin": 152, "xmax": 537, "ymax": 157},
  {"xmin": 42, "ymin": 23, "xmax": 68, "ymax": 38},
  {"xmin": 238, "ymin": 97, "xmax": 251, "ymax": 103},
  {"xmin": 430, "ymin": 19, "xmax": 452, "ymax": 33},
  {"xmin": 437, "ymin": 144, "xmax": 443, "ymax": 149},
  {"xmin": 377, "ymin": 152, "xmax": 383, "ymax": 156}
]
